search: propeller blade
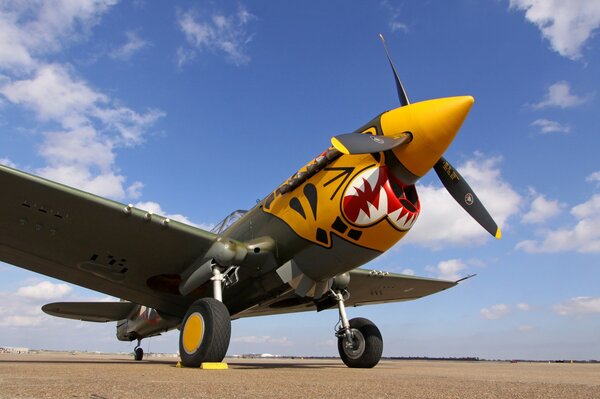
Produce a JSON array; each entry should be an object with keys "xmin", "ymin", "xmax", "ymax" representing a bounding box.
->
[
  {"xmin": 433, "ymin": 157, "xmax": 501, "ymax": 239},
  {"xmin": 379, "ymin": 33, "xmax": 410, "ymax": 107},
  {"xmin": 331, "ymin": 131, "xmax": 412, "ymax": 155}
]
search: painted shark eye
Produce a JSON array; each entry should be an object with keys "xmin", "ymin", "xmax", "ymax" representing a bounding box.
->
[{"xmin": 342, "ymin": 166, "xmax": 420, "ymax": 231}]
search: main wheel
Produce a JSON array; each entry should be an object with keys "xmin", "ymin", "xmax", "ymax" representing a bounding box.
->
[
  {"xmin": 179, "ymin": 298, "xmax": 231, "ymax": 367},
  {"xmin": 338, "ymin": 317, "xmax": 383, "ymax": 368},
  {"xmin": 134, "ymin": 347, "xmax": 143, "ymax": 361}
]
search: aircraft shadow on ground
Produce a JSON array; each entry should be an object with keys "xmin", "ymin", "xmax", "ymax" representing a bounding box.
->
[
  {"xmin": 0, "ymin": 358, "xmax": 175, "ymax": 365},
  {"xmin": 0, "ymin": 358, "xmax": 340, "ymax": 369},
  {"xmin": 225, "ymin": 361, "xmax": 341, "ymax": 370}
]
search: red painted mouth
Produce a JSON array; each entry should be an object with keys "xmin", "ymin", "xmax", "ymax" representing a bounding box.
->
[{"xmin": 342, "ymin": 166, "xmax": 420, "ymax": 230}]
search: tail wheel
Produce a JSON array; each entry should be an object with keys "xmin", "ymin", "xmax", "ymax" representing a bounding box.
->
[
  {"xmin": 134, "ymin": 347, "xmax": 143, "ymax": 361},
  {"xmin": 338, "ymin": 317, "xmax": 383, "ymax": 368},
  {"xmin": 179, "ymin": 298, "xmax": 231, "ymax": 367}
]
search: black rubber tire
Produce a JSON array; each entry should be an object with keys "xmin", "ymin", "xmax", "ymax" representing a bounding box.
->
[
  {"xmin": 134, "ymin": 347, "xmax": 143, "ymax": 361},
  {"xmin": 338, "ymin": 317, "xmax": 383, "ymax": 368},
  {"xmin": 179, "ymin": 298, "xmax": 231, "ymax": 367}
]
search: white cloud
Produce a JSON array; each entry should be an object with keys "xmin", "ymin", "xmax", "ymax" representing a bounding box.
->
[
  {"xmin": 531, "ymin": 118, "xmax": 571, "ymax": 134},
  {"xmin": 522, "ymin": 193, "xmax": 563, "ymax": 224},
  {"xmin": 0, "ymin": 65, "xmax": 164, "ymax": 200},
  {"xmin": 232, "ymin": 335, "xmax": 292, "ymax": 346},
  {"xmin": 39, "ymin": 126, "xmax": 114, "ymax": 171},
  {"xmin": 426, "ymin": 259, "xmax": 466, "ymax": 281},
  {"xmin": 586, "ymin": 171, "xmax": 600, "ymax": 186},
  {"xmin": 517, "ymin": 193, "xmax": 600, "ymax": 253},
  {"xmin": 126, "ymin": 181, "xmax": 144, "ymax": 200},
  {"xmin": 0, "ymin": 315, "xmax": 44, "ymax": 327},
  {"xmin": 1, "ymin": 64, "xmax": 106, "ymax": 122},
  {"xmin": 390, "ymin": 21, "xmax": 409, "ymax": 33},
  {"xmin": 554, "ymin": 296, "xmax": 600, "ymax": 316},
  {"xmin": 405, "ymin": 154, "xmax": 521, "ymax": 248},
  {"xmin": 0, "ymin": 3, "xmax": 164, "ymax": 201},
  {"xmin": 509, "ymin": 0, "xmax": 600, "ymax": 60},
  {"xmin": 1, "ymin": 64, "xmax": 164, "ymax": 146},
  {"xmin": 532, "ymin": 81, "xmax": 591, "ymax": 109},
  {"xmin": 0, "ymin": 281, "xmax": 76, "ymax": 328},
  {"xmin": 0, "ymin": 280, "xmax": 119, "ymax": 330},
  {"xmin": 37, "ymin": 165, "xmax": 128, "ymax": 200},
  {"xmin": 175, "ymin": 46, "xmax": 196, "ymax": 67},
  {"xmin": 480, "ymin": 304, "xmax": 510, "ymax": 320},
  {"xmin": 0, "ymin": 281, "xmax": 72, "ymax": 328},
  {"xmin": 0, "ymin": 0, "xmax": 117, "ymax": 71},
  {"xmin": 91, "ymin": 104, "xmax": 165, "ymax": 147},
  {"xmin": 176, "ymin": 5, "xmax": 256, "ymax": 67},
  {"xmin": 17, "ymin": 281, "xmax": 72, "ymax": 300},
  {"xmin": 0, "ymin": 157, "xmax": 16, "ymax": 167},
  {"xmin": 517, "ymin": 303, "xmax": 533, "ymax": 311},
  {"xmin": 400, "ymin": 268, "xmax": 415, "ymax": 276},
  {"xmin": 381, "ymin": 1, "xmax": 409, "ymax": 33},
  {"xmin": 110, "ymin": 31, "xmax": 150, "ymax": 61},
  {"xmin": 572, "ymin": 194, "xmax": 600, "ymax": 219}
]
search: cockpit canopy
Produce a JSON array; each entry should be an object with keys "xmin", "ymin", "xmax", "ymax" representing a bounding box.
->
[{"xmin": 210, "ymin": 209, "xmax": 248, "ymax": 235}]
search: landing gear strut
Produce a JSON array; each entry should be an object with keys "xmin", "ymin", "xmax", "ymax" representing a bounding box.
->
[
  {"xmin": 334, "ymin": 289, "xmax": 383, "ymax": 368},
  {"xmin": 134, "ymin": 339, "xmax": 143, "ymax": 361},
  {"xmin": 178, "ymin": 267, "xmax": 231, "ymax": 367}
]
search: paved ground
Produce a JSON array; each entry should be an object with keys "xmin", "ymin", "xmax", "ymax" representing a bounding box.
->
[{"xmin": 1, "ymin": 352, "xmax": 599, "ymax": 398}]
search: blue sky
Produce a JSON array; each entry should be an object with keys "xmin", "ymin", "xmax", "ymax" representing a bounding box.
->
[{"xmin": 0, "ymin": 0, "xmax": 599, "ymax": 360}]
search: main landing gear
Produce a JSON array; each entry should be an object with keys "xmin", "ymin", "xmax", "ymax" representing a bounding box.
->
[
  {"xmin": 134, "ymin": 339, "xmax": 143, "ymax": 361},
  {"xmin": 334, "ymin": 288, "xmax": 383, "ymax": 368},
  {"xmin": 178, "ymin": 267, "xmax": 231, "ymax": 367}
]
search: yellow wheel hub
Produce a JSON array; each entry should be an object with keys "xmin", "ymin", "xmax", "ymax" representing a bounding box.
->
[{"xmin": 182, "ymin": 312, "xmax": 204, "ymax": 354}]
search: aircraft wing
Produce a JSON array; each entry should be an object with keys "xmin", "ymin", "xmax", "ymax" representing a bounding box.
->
[
  {"xmin": 236, "ymin": 268, "xmax": 457, "ymax": 318},
  {"xmin": 343, "ymin": 268, "xmax": 457, "ymax": 306},
  {"xmin": 0, "ymin": 164, "xmax": 217, "ymax": 317}
]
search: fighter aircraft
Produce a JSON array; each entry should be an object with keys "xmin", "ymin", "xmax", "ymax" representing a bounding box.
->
[{"xmin": 0, "ymin": 36, "xmax": 500, "ymax": 368}]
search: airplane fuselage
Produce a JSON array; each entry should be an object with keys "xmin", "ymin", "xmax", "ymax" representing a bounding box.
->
[{"xmin": 215, "ymin": 113, "xmax": 420, "ymax": 315}]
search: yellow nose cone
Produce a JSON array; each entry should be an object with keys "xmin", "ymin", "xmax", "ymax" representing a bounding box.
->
[{"xmin": 381, "ymin": 96, "xmax": 474, "ymax": 177}]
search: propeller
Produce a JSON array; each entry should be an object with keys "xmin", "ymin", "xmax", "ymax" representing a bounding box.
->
[
  {"xmin": 379, "ymin": 33, "xmax": 410, "ymax": 107},
  {"xmin": 379, "ymin": 34, "xmax": 500, "ymax": 239},
  {"xmin": 330, "ymin": 34, "xmax": 501, "ymax": 240},
  {"xmin": 331, "ymin": 131, "xmax": 412, "ymax": 154},
  {"xmin": 434, "ymin": 157, "xmax": 501, "ymax": 239}
]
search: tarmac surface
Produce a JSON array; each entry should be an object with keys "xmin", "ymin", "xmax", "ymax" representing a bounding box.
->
[{"xmin": 1, "ymin": 352, "xmax": 599, "ymax": 398}]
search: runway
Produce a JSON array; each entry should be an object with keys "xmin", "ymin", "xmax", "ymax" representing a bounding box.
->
[{"xmin": 1, "ymin": 353, "xmax": 599, "ymax": 398}]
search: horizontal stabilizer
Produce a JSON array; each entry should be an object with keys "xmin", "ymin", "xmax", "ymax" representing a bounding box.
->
[{"xmin": 42, "ymin": 301, "xmax": 138, "ymax": 322}]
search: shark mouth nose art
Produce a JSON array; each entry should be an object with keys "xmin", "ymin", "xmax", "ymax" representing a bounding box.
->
[{"xmin": 342, "ymin": 166, "xmax": 420, "ymax": 231}]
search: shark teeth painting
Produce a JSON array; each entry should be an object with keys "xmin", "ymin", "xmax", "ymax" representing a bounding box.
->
[{"xmin": 342, "ymin": 166, "xmax": 420, "ymax": 231}]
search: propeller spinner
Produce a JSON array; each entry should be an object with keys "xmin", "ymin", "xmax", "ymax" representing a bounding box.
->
[{"xmin": 330, "ymin": 34, "xmax": 501, "ymax": 239}]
